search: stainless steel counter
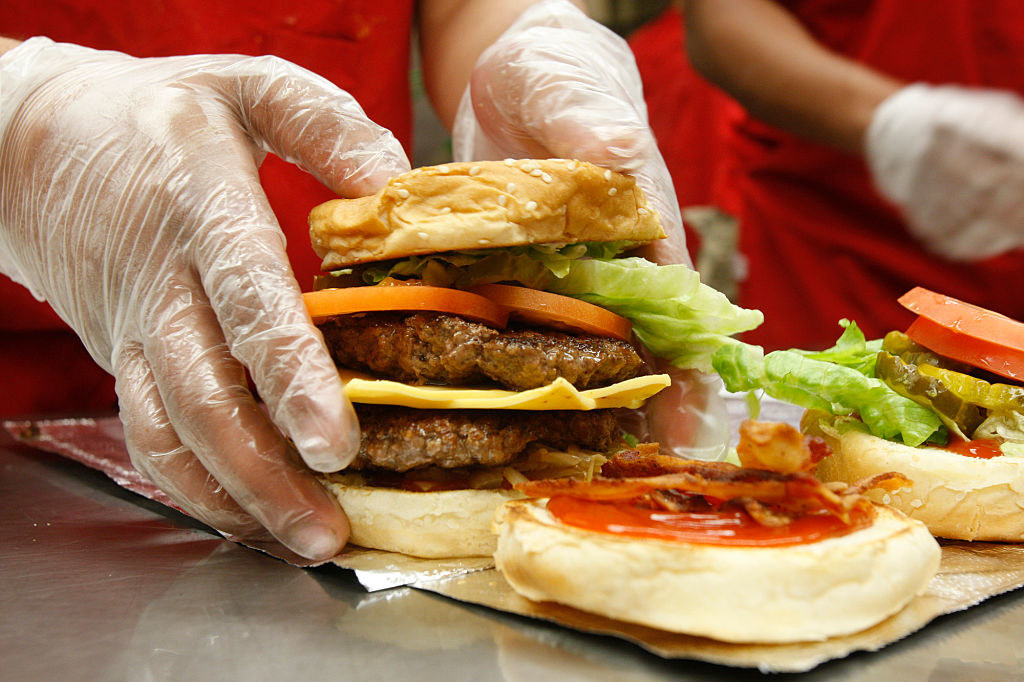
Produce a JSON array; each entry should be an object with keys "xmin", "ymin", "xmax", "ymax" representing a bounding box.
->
[{"xmin": 4, "ymin": 434, "xmax": 1024, "ymax": 680}]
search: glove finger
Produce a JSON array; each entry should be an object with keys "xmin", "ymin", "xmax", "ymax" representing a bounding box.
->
[
  {"xmin": 175, "ymin": 148, "xmax": 359, "ymax": 472},
  {"xmin": 469, "ymin": 27, "xmax": 655, "ymax": 168},
  {"xmin": 115, "ymin": 341, "xmax": 267, "ymax": 538},
  {"xmin": 216, "ymin": 56, "xmax": 410, "ymax": 197},
  {"xmin": 645, "ymin": 367, "xmax": 729, "ymax": 461},
  {"xmin": 143, "ymin": 280, "xmax": 350, "ymax": 560}
]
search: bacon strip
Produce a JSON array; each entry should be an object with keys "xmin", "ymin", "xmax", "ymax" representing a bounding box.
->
[
  {"xmin": 517, "ymin": 422, "xmax": 904, "ymax": 527},
  {"xmin": 518, "ymin": 458, "xmax": 853, "ymax": 518},
  {"xmin": 736, "ymin": 420, "xmax": 831, "ymax": 473}
]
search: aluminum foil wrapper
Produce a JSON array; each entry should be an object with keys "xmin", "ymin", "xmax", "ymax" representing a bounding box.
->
[{"xmin": 8, "ymin": 410, "xmax": 1024, "ymax": 672}]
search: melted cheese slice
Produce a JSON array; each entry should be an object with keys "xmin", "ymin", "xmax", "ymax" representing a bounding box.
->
[{"xmin": 339, "ymin": 369, "xmax": 670, "ymax": 410}]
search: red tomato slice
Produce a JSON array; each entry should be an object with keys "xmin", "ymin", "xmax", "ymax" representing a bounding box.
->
[
  {"xmin": 899, "ymin": 287, "xmax": 1024, "ymax": 382},
  {"xmin": 470, "ymin": 283, "xmax": 632, "ymax": 341},
  {"xmin": 303, "ymin": 286, "xmax": 509, "ymax": 328}
]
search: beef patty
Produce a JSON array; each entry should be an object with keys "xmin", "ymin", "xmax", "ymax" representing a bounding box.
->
[
  {"xmin": 319, "ymin": 312, "xmax": 646, "ymax": 390},
  {"xmin": 351, "ymin": 405, "xmax": 623, "ymax": 471}
]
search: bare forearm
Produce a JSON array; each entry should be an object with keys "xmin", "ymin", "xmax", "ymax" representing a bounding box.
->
[
  {"xmin": 682, "ymin": 0, "xmax": 901, "ymax": 153},
  {"xmin": 0, "ymin": 37, "xmax": 22, "ymax": 57},
  {"xmin": 418, "ymin": 0, "xmax": 586, "ymax": 129}
]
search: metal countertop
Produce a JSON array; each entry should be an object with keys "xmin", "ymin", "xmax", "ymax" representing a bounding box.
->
[{"xmin": 4, "ymin": 432, "xmax": 1024, "ymax": 681}]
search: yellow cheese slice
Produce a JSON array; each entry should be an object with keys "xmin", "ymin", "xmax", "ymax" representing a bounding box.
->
[{"xmin": 339, "ymin": 369, "xmax": 670, "ymax": 410}]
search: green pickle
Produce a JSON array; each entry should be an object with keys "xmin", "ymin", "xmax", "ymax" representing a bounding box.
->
[
  {"xmin": 916, "ymin": 364, "xmax": 1024, "ymax": 412},
  {"xmin": 875, "ymin": 350, "xmax": 983, "ymax": 440},
  {"xmin": 881, "ymin": 330, "xmax": 972, "ymax": 372}
]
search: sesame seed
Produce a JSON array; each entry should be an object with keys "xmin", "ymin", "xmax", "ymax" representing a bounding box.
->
[
  {"xmin": 506, "ymin": 182, "xmax": 517, "ymax": 194},
  {"xmin": 521, "ymin": 163, "xmax": 537, "ymax": 173},
  {"xmin": 530, "ymin": 168, "xmax": 543, "ymax": 177},
  {"xmin": 504, "ymin": 158, "xmax": 515, "ymax": 166},
  {"xmin": 440, "ymin": 207, "xmax": 452, "ymax": 214},
  {"xmin": 478, "ymin": 238, "xmax": 491, "ymax": 245},
  {"xmin": 437, "ymin": 165, "xmax": 450, "ymax": 173},
  {"xmin": 417, "ymin": 231, "xmax": 429, "ymax": 239},
  {"xmin": 526, "ymin": 200, "xmax": 538, "ymax": 211},
  {"xmin": 469, "ymin": 166, "xmax": 481, "ymax": 176},
  {"xmin": 541, "ymin": 173, "xmax": 552, "ymax": 183},
  {"xmin": 396, "ymin": 188, "xmax": 410, "ymax": 199},
  {"xmin": 498, "ymin": 195, "xmax": 507, "ymax": 206},
  {"xmin": 910, "ymin": 499, "xmax": 923, "ymax": 508},
  {"xmin": 604, "ymin": 170, "xmax": 612, "ymax": 180},
  {"xmin": 882, "ymin": 494, "xmax": 892, "ymax": 505},
  {"xmin": 608, "ymin": 187, "xmax": 618, "ymax": 197}
]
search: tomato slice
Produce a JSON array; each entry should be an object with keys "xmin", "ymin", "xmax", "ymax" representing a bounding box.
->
[
  {"xmin": 470, "ymin": 283, "xmax": 633, "ymax": 341},
  {"xmin": 899, "ymin": 287, "xmax": 1024, "ymax": 382},
  {"xmin": 303, "ymin": 286, "xmax": 509, "ymax": 328}
]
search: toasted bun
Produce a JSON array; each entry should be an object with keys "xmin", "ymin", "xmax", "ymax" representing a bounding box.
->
[
  {"xmin": 494, "ymin": 500, "xmax": 939, "ymax": 643},
  {"xmin": 320, "ymin": 473, "xmax": 521, "ymax": 558},
  {"xmin": 814, "ymin": 429, "xmax": 1024, "ymax": 541},
  {"xmin": 309, "ymin": 159, "xmax": 666, "ymax": 270}
]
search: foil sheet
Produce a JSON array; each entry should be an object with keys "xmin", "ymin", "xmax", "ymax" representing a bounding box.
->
[{"xmin": 8, "ymin": 413, "xmax": 1024, "ymax": 672}]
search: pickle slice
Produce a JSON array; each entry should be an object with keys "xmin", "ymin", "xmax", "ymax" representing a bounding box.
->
[
  {"xmin": 875, "ymin": 351, "xmax": 983, "ymax": 440},
  {"xmin": 916, "ymin": 363, "xmax": 1024, "ymax": 412},
  {"xmin": 881, "ymin": 330, "xmax": 972, "ymax": 373}
]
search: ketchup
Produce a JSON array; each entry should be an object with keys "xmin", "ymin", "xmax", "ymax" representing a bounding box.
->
[
  {"xmin": 546, "ymin": 496, "xmax": 871, "ymax": 547},
  {"xmin": 942, "ymin": 438, "xmax": 1003, "ymax": 459}
]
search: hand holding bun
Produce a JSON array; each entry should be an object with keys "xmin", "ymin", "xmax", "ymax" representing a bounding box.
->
[
  {"xmin": 0, "ymin": 38, "xmax": 411, "ymax": 559},
  {"xmin": 452, "ymin": 0, "xmax": 687, "ymax": 269}
]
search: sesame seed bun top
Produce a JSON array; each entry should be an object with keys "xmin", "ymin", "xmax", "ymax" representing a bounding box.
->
[{"xmin": 308, "ymin": 159, "xmax": 666, "ymax": 271}]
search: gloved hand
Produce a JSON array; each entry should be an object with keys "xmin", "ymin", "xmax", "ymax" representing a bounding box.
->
[
  {"xmin": 866, "ymin": 83, "xmax": 1024, "ymax": 261},
  {"xmin": 452, "ymin": 0, "xmax": 691, "ymax": 269},
  {"xmin": 0, "ymin": 38, "xmax": 410, "ymax": 559},
  {"xmin": 452, "ymin": 1, "xmax": 727, "ymax": 458}
]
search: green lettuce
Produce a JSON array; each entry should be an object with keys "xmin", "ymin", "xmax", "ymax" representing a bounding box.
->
[
  {"xmin": 362, "ymin": 245, "xmax": 763, "ymax": 372},
  {"xmin": 544, "ymin": 257, "xmax": 763, "ymax": 372},
  {"xmin": 790, "ymin": 319, "xmax": 882, "ymax": 376},
  {"xmin": 711, "ymin": 341, "xmax": 946, "ymax": 447}
]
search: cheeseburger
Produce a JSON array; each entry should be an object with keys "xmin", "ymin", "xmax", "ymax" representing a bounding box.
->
[
  {"xmin": 714, "ymin": 287, "xmax": 1024, "ymax": 541},
  {"xmin": 303, "ymin": 159, "xmax": 762, "ymax": 558}
]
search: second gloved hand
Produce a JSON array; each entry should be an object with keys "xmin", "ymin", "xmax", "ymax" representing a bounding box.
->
[
  {"xmin": 452, "ymin": 0, "xmax": 690, "ymax": 269},
  {"xmin": 866, "ymin": 83, "xmax": 1024, "ymax": 261},
  {"xmin": 0, "ymin": 38, "xmax": 411, "ymax": 559}
]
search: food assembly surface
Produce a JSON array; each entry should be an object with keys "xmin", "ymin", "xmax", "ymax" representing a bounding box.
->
[{"xmin": 3, "ymin": 428, "xmax": 1024, "ymax": 681}]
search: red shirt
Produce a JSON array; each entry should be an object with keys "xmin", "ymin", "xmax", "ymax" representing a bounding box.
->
[
  {"xmin": 0, "ymin": 0, "xmax": 414, "ymax": 415},
  {"xmin": 639, "ymin": 2, "xmax": 1024, "ymax": 351}
]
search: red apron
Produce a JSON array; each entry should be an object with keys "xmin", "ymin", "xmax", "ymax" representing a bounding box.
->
[
  {"xmin": 628, "ymin": 6, "xmax": 733, "ymax": 256},
  {"xmin": 0, "ymin": 0, "xmax": 414, "ymax": 415},
  {"xmin": 716, "ymin": 0, "xmax": 1024, "ymax": 350}
]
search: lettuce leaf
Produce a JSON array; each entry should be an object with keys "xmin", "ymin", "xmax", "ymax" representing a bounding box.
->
[
  {"xmin": 544, "ymin": 257, "xmax": 763, "ymax": 372},
  {"xmin": 712, "ymin": 341, "xmax": 945, "ymax": 447},
  {"xmin": 790, "ymin": 319, "xmax": 882, "ymax": 376},
  {"xmin": 365, "ymin": 247, "xmax": 763, "ymax": 372}
]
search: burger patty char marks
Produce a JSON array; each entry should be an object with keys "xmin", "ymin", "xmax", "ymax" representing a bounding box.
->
[
  {"xmin": 352, "ymin": 405, "xmax": 623, "ymax": 471},
  {"xmin": 319, "ymin": 312, "xmax": 646, "ymax": 390}
]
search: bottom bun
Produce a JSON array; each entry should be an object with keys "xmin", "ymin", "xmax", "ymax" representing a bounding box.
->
[
  {"xmin": 494, "ymin": 500, "xmax": 939, "ymax": 643},
  {"xmin": 320, "ymin": 473, "xmax": 521, "ymax": 558},
  {"xmin": 814, "ymin": 429, "xmax": 1024, "ymax": 541}
]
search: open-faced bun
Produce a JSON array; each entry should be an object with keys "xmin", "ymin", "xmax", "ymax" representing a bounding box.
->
[
  {"xmin": 320, "ymin": 473, "xmax": 521, "ymax": 558},
  {"xmin": 814, "ymin": 429, "xmax": 1024, "ymax": 541},
  {"xmin": 309, "ymin": 159, "xmax": 666, "ymax": 270},
  {"xmin": 493, "ymin": 499, "xmax": 939, "ymax": 643}
]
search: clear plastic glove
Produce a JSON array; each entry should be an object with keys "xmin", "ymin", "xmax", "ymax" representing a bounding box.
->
[
  {"xmin": 452, "ymin": 0, "xmax": 690, "ymax": 269},
  {"xmin": 866, "ymin": 83, "xmax": 1024, "ymax": 261},
  {"xmin": 0, "ymin": 38, "xmax": 410, "ymax": 559},
  {"xmin": 452, "ymin": 1, "xmax": 726, "ymax": 457}
]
